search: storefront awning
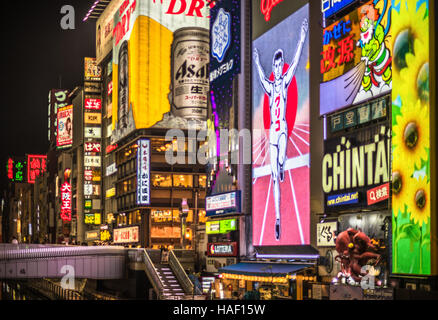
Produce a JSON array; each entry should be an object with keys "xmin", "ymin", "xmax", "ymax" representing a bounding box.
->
[{"xmin": 218, "ymin": 262, "xmax": 312, "ymax": 277}]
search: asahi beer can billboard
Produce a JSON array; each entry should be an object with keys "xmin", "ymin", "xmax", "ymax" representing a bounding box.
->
[{"xmin": 111, "ymin": 0, "xmax": 211, "ymax": 144}]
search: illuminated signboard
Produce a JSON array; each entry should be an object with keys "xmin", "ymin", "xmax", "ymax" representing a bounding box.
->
[
  {"xmin": 85, "ymin": 127, "xmax": 102, "ymax": 139},
  {"xmin": 84, "ymin": 156, "xmax": 101, "ymax": 167},
  {"xmin": 6, "ymin": 158, "xmax": 13, "ymax": 180},
  {"xmin": 84, "ymin": 112, "xmax": 102, "ymax": 125},
  {"xmin": 106, "ymin": 144, "xmax": 118, "ymax": 154},
  {"xmin": 85, "ymin": 230, "xmax": 100, "ymax": 241},
  {"xmin": 84, "ymin": 184, "xmax": 101, "ymax": 196},
  {"xmin": 367, "ymin": 183, "xmax": 389, "ymax": 206},
  {"xmin": 84, "ymin": 98, "xmax": 102, "ymax": 110},
  {"xmin": 113, "ymin": 226, "xmax": 139, "ymax": 244},
  {"xmin": 106, "ymin": 163, "xmax": 117, "ymax": 176},
  {"xmin": 321, "ymin": 0, "xmax": 358, "ymax": 20},
  {"xmin": 316, "ymin": 221, "xmax": 337, "ymax": 247},
  {"xmin": 252, "ymin": 2, "xmax": 310, "ymax": 246},
  {"xmin": 96, "ymin": 0, "xmax": 124, "ymax": 64},
  {"xmin": 326, "ymin": 192, "xmax": 359, "ymax": 207},
  {"xmin": 322, "ymin": 124, "xmax": 390, "ymax": 212},
  {"xmin": 207, "ymin": 242, "xmax": 238, "ymax": 257},
  {"xmin": 319, "ymin": 0, "xmax": 392, "ymax": 115},
  {"xmin": 60, "ymin": 182, "xmax": 72, "ymax": 221},
  {"xmin": 85, "ymin": 213, "xmax": 101, "ymax": 225},
  {"xmin": 27, "ymin": 155, "xmax": 47, "ymax": 184},
  {"xmin": 48, "ymin": 89, "xmax": 69, "ymax": 145},
  {"xmin": 205, "ymin": 191, "xmax": 241, "ymax": 217},
  {"xmin": 111, "ymin": 0, "xmax": 210, "ymax": 144},
  {"xmin": 85, "ymin": 199, "xmax": 92, "ymax": 210},
  {"xmin": 137, "ymin": 139, "xmax": 151, "ymax": 206},
  {"xmin": 57, "ymin": 105, "xmax": 73, "ymax": 149},
  {"xmin": 84, "ymin": 142, "xmax": 101, "ymax": 153},
  {"xmin": 84, "ymin": 57, "xmax": 102, "ymax": 82},
  {"xmin": 106, "ymin": 188, "xmax": 116, "ymax": 199},
  {"xmin": 391, "ymin": 0, "xmax": 430, "ymax": 276},
  {"xmin": 206, "ymin": 219, "xmax": 237, "ymax": 235}
]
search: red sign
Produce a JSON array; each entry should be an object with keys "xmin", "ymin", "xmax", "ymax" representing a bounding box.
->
[
  {"xmin": 106, "ymin": 144, "xmax": 118, "ymax": 154},
  {"xmin": 207, "ymin": 242, "xmax": 238, "ymax": 257},
  {"xmin": 260, "ymin": 0, "xmax": 284, "ymax": 22},
  {"xmin": 367, "ymin": 183, "xmax": 390, "ymax": 206},
  {"xmin": 7, "ymin": 158, "xmax": 13, "ymax": 180},
  {"xmin": 84, "ymin": 98, "xmax": 102, "ymax": 110},
  {"xmin": 108, "ymin": 81, "xmax": 113, "ymax": 96},
  {"xmin": 60, "ymin": 182, "xmax": 72, "ymax": 221},
  {"xmin": 27, "ymin": 155, "xmax": 47, "ymax": 184},
  {"xmin": 85, "ymin": 142, "xmax": 102, "ymax": 153}
]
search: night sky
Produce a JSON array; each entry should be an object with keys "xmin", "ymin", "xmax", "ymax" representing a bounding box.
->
[{"xmin": 0, "ymin": 1, "xmax": 96, "ymax": 194}]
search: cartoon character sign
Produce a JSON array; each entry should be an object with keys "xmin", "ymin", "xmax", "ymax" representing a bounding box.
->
[
  {"xmin": 252, "ymin": 4, "xmax": 310, "ymax": 246},
  {"xmin": 320, "ymin": 0, "xmax": 392, "ymax": 115}
]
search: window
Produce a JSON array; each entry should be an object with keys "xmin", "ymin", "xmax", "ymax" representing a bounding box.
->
[
  {"xmin": 152, "ymin": 174, "xmax": 172, "ymax": 187},
  {"xmin": 173, "ymin": 175, "xmax": 193, "ymax": 188},
  {"xmin": 199, "ymin": 175, "xmax": 207, "ymax": 188}
]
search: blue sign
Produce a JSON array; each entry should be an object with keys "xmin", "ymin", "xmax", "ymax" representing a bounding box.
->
[
  {"xmin": 206, "ymin": 190, "xmax": 241, "ymax": 217},
  {"xmin": 209, "ymin": 0, "xmax": 241, "ymax": 85},
  {"xmin": 326, "ymin": 192, "xmax": 359, "ymax": 207},
  {"xmin": 322, "ymin": 0, "xmax": 357, "ymax": 20}
]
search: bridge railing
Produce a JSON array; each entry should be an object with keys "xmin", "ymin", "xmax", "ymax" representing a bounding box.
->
[
  {"xmin": 169, "ymin": 250, "xmax": 202, "ymax": 296},
  {"xmin": 128, "ymin": 248, "xmax": 165, "ymax": 299},
  {"xmin": 0, "ymin": 245, "xmax": 126, "ymax": 261}
]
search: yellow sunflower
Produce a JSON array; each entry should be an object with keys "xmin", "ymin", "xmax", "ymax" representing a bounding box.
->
[
  {"xmin": 390, "ymin": 0, "xmax": 429, "ymax": 97},
  {"xmin": 391, "ymin": 167, "xmax": 408, "ymax": 218},
  {"xmin": 393, "ymin": 99, "xmax": 429, "ymax": 171},
  {"xmin": 398, "ymin": 38, "xmax": 430, "ymax": 107},
  {"xmin": 405, "ymin": 175, "xmax": 430, "ymax": 227}
]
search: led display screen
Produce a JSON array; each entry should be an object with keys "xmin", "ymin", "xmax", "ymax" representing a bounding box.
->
[
  {"xmin": 391, "ymin": 0, "xmax": 430, "ymax": 275},
  {"xmin": 319, "ymin": 0, "xmax": 392, "ymax": 115},
  {"xmin": 252, "ymin": 3, "xmax": 310, "ymax": 246}
]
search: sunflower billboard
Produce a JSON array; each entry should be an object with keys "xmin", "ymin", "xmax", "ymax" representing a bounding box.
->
[
  {"xmin": 111, "ymin": 0, "xmax": 211, "ymax": 144},
  {"xmin": 391, "ymin": 0, "xmax": 431, "ymax": 275},
  {"xmin": 320, "ymin": 0, "xmax": 392, "ymax": 115}
]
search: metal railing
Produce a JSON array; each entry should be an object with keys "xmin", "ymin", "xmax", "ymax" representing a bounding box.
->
[
  {"xmin": 168, "ymin": 250, "xmax": 202, "ymax": 296},
  {"xmin": 0, "ymin": 244, "xmax": 126, "ymax": 261},
  {"xmin": 128, "ymin": 248, "xmax": 165, "ymax": 299}
]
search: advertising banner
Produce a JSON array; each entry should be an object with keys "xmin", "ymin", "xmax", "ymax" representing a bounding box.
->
[
  {"xmin": 322, "ymin": 0, "xmax": 358, "ymax": 20},
  {"xmin": 85, "ymin": 127, "xmax": 102, "ymax": 139},
  {"xmin": 106, "ymin": 163, "xmax": 117, "ymax": 176},
  {"xmin": 322, "ymin": 123, "xmax": 390, "ymax": 212},
  {"xmin": 207, "ymin": 242, "xmax": 238, "ymax": 257},
  {"xmin": 84, "ymin": 57, "xmax": 102, "ymax": 82},
  {"xmin": 57, "ymin": 105, "xmax": 73, "ymax": 148},
  {"xmin": 48, "ymin": 89, "xmax": 70, "ymax": 145},
  {"xmin": 113, "ymin": 226, "xmax": 139, "ymax": 244},
  {"xmin": 27, "ymin": 155, "xmax": 47, "ymax": 184},
  {"xmin": 85, "ymin": 98, "xmax": 102, "ymax": 110},
  {"xmin": 319, "ymin": 0, "xmax": 392, "ymax": 115},
  {"xmin": 84, "ymin": 156, "xmax": 101, "ymax": 167},
  {"xmin": 316, "ymin": 221, "xmax": 337, "ymax": 247},
  {"xmin": 252, "ymin": 2, "xmax": 310, "ymax": 246},
  {"xmin": 7, "ymin": 157, "xmax": 26, "ymax": 183},
  {"xmin": 111, "ymin": 0, "xmax": 211, "ymax": 144},
  {"xmin": 96, "ymin": 0, "xmax": 124, "ymax": 64},
  {"xmin": 84, "ymin": 142, "xmax": 101, "ymax": 153},
  {"xmin": 206, "ymin": 219, "xmax": 238, "ymax": 235},
  {"xmin": 60, "ymin": 182, "xmax": 72, "ymax": 221},
  {"xmin": 137, "ymin": 139, "xmax": 151, "ymax": 206},
  {"xmin": 84, "ymin": 112, "xmax": 102, "ymax": 125},
  {"xmin": 391, "ymin": 0, "xmax": 430, "ymax": 276},
  {"xmin": 206, "ymin": 191, "xmax": 241, "ymax": 217}
]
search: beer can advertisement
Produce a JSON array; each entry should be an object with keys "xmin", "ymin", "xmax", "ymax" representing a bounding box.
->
[
  {"xmin": 252, "ymin": 3, "xmax": 310, "ymax": 246},
  {"xmin": 391, "ymin": 0, "xmax": 430, "ymax": 276},
  {"xmin": 56, "ymin": 105, "xmax": 73, "ymax": 148},
  {"xmin": 319, "ymin": 0, "xmax": 392, "ymax": 115},
  {"xmin": 111, "ymin": 0, "xmax": 210, "ymax": 144}
]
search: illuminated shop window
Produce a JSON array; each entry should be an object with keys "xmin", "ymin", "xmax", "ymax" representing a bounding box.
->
[
  {"xmin": 173, "ymin": 174, "xmax": 193, "ymax": 188},
  {"xmin": 199, "ymin": 175, "xmax": 207, "ymax": 188},
  {"xmin": 152, "ymin": 174, "xmax": 172, "ymax": 187},
  {"xmin": 198, "ymin": 210, "xmax": 207, "ymax": 224}
]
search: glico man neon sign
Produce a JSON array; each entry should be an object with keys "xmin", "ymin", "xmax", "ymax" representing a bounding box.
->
[{"xmin": 260, "ymin": 0, "xmax": 284, "ymax": 22}]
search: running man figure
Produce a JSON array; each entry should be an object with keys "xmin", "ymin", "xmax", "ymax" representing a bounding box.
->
[{"xmin": 253, "ymin": 19, "xmax": 308, "ymax": 241}]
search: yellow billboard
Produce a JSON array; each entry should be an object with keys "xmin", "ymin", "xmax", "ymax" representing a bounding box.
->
[
  {"xmin": 111, "ymin": 0, "xmax": 210, "ymax": 144},
  {"xmin": 84, "ymin": 112, "xmax": 102, "ymax": 124}
]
